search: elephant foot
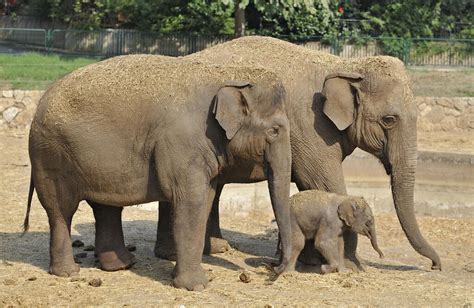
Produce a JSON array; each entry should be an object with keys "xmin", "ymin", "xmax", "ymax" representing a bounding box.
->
[
  {"xmin": 344, "ymin": 256, "xmax": 364, "ymax": 272},
  {"xmin": 320, "ymin": 264, "xmax": 336, "ymax": 274},
  {"xmin": 98, "ymin": 250, "xmax": 136, "ymax": 271},
  {"xmin": 205, "ymin": 237, "xmax": 231, "ymax": 254},
  {"xmin": 49, "ymin": 262, "xmax": 80, "ymax": 277},
  {"xmin": 172, "ymin": 266, "xmax": 208, "ymax": 291}
]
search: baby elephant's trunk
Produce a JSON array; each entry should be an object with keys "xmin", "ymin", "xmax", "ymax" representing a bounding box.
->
[{"xmin": 368, "ymin": 224, "xmax": 384, "ymax": 259}]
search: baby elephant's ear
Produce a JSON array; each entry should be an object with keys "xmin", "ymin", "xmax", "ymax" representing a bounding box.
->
[
  {"xmin": 337, "ymin": 200, "xmax": 357, "ymax": 227},
  {"xmin": 213, "ymin": 82, "xmax": 253, "ymax": 140}
]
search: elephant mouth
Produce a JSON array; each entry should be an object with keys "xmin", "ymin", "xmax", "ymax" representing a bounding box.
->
[
  {"xmin": 376, "ymin": 153, "xmax": 392, "ymax": 175},
  {"xmin": 382, "ymin": 159, "xmax": 392, "ymax": 175}
]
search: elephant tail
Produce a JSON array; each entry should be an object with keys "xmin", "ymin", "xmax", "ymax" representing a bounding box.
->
[{"xmin": 22, "ymin": 172, "xmax": 35, "ymax": 236}]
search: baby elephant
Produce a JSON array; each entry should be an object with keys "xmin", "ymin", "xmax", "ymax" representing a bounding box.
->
[{"xmin": 285, "ymin": 190, "xmax": 384, "ymax": 274}]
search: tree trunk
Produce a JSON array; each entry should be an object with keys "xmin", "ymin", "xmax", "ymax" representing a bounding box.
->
[{"xmin": 234, "ymin": 0, "xmax": 245, "ymax": 37}]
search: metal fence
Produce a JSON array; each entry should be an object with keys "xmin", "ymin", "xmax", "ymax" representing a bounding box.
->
[
  {"xmin": 0, "ymin": 28, "xmax": 473, "ymax": 66},
  {"xmin": 295, "ymin": 36, "xmax": 474, "ymax": 67}
]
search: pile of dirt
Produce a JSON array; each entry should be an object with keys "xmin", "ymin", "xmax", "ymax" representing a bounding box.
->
[{"xmin": 42, "ymin": 54, "xmax": 284, "ymax": 122}]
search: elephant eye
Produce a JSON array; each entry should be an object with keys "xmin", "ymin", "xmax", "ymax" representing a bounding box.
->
[
  {"xmin": 266, "ymin": 126, "xmax": 280, "ymax": 139},
  {"xmin": 382, "ymin": 115, "xmax": 397, "ymax": 128}
]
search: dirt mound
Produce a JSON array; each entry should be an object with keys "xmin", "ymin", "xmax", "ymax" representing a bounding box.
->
[{"xmin": 39, "ymin": 54, "xmax": 283, "ymax": 123}]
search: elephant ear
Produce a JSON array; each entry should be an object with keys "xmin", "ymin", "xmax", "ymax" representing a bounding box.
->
[
  {"xmin": 337, "ymin": 200, "xmax": 357, "ymax": 227},
  {"xmin": 213, "ymin": 81, "xmax": 253, "ymax": 140},
  {"xmin": 322, "ymin": 72, "xmax": 364, "ymax": 131}
]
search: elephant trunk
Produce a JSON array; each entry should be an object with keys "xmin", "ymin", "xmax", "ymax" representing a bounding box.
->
[
  {"xmin": 368, "ymin": 224, "xmax": 384, "ymax": 259},
  {"xmin": 265, "ymin": 128, "xmax": 292, "ymax": 273},
  {"xmin": 388, "ymin": 125, "xmax": 441, "ymax": 270}
]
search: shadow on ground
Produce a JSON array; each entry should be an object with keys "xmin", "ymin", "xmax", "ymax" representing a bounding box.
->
[{"xmin": 0, "ymin": 218, "xmax": 418, "ymax": 286}]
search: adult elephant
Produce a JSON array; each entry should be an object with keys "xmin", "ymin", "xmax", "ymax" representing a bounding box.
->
[
  {"xmin": 24, "ymin": 55, "xmax": 294, "ymax": 291},
  {"xmin": 165, "ymin": 36, "xmax": 439, "ymax": 270}
]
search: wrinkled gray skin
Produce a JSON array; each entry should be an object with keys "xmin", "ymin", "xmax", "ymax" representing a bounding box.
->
[
  {"xmin": 24, "ymin": 55, "xmax": 293, "ymax": 291},
  {"xmin": 285, "ymin": 190, "xmax": 383, "ymax": 274},
  {"xmin": 94, "ymin": 36, "xmax": 441, "ymax": 271}
]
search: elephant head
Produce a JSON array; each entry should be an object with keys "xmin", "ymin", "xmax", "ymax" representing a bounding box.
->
[
  {"xmin": 322, "ymin": 57, "xmax": 441, "ymax": 270},
  {"xmin": 338, "ymin": 197, "xmax": 384, "ymax": 259},
  {"xmin": 213, "ymin": 81, "xmax": 292, "ymax": 272}
]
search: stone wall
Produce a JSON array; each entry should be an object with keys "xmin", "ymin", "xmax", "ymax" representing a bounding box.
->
[
  {"xmin": 1, "ymin": 90, "xmax": 473, "ymax": 132},
  {"xmin": 0, "ymin": 90, "xmax": 44, "ymax": 128},
  {"xmin": 417, "ymin": 97, "xmax": 474, "ymax": 132}
]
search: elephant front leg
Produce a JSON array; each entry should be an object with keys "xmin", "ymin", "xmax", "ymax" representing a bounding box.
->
[
  {"xmin": 154, "ymin": 201, "xmax": 177, "ymax": 260},
  {"xmin": 172, "ymin": 184, "xmax": 216, "ymax": 291},
  {"xmin": 156, "ymin": 185, "xmax": 230, "ymax": 259},
  {"xmin": 204, "ymin": 184, "xmax": 231, "ymax": 254},
  {"xmin": 89, "ymin": 202, "xmax": 136, "ymax": 271},
  {"xmin": 343, "ymin": 230, "xmax": 364, "ymax": 271},
  {"xmin": 316, "ymin": 237, "xmax": 340, "ymax": 274}
]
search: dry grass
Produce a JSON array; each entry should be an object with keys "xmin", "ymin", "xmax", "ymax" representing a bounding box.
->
[{"xmin": 408, "ymin": 67, "xmax": 474, "ymax": 97}]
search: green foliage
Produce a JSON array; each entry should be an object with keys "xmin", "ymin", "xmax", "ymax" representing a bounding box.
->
[
  {"xmin": 255, "ymin": 0, "xmax": 337, "ymax": 39},
  {"xmin": 220, "ymin": 0, "xmax": 335, "ymax": 38},
  {"xmin": 44, "ymin": 0, "xmax": 111, "ymax": 30},
  {"xmin": 116, "ymin": 0, "xmax": 234, "ymax": 34},
  {"xmin": 361, "ymin": 1, "xmax": 441, "ymax": 38},
  {"xmin": 19, "ymin": 0, "xmax": 474, "ymax": 41},
  {"xmin": 339, "ymin": 0, "xmax": 472, "ymax": 39}
]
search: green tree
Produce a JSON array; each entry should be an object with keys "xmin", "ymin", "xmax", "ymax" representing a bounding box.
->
[
  {"xmin": 116, "ymin": 0, "xmax": 234, "ymax": 34},
  {"xmin": 221, "ymin": 0, "xmax": 334, "ymax": 37},
  {"xmin": 338, "ymin": 0, "xmax": 472, "ymax": 39}
]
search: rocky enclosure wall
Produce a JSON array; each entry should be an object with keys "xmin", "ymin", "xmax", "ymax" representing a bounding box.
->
[{"xmin": 0, "ymin": 90, "xmax": 473, "ymax": 132}]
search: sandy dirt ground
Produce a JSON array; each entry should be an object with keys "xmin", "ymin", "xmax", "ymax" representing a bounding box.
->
[{"xmin": 1, "ymin": 128, "xmax": 473, "ymax": 306}]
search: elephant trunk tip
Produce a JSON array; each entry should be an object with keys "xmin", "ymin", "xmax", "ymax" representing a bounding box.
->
[{"xmin": 377, "ymin": 250, "xmax": 384, "ymax": 259}]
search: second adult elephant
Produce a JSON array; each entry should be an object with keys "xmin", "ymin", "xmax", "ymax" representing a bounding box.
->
[{"xmin": 172, "ymin": 36, "xmax": 440, "ymax": 270}]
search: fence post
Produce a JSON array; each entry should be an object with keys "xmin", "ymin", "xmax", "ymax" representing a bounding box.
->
[
  {"xmin": 331, "ymin": 36, "xmax": 339, "ymax": 55},
  {"xmin": 403, "ymin": 38, "xmax": 411, "ymax": 65},
  {"xmin": 45, "ymin": 29, "xmax": 53, "ymax": 53}
]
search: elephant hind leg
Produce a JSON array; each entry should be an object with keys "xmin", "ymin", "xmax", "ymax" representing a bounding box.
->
[
  {"xmin": 204, "ymin": 183, "xmax": 231, "ymax": 254},
  {"xmin": 155, "ymin": 201, "xmax": 177, "ymax": 261},
  {"xmin": 88, "ymin": 201, "xmax": 136, "ymax": 271},
  {"xmin": 35, "ymin": 177, "xmax": 80, "ymax": 277},
  {"xmin": 284, "ymin": 227, "xmax": 305, "ymax": 272}
]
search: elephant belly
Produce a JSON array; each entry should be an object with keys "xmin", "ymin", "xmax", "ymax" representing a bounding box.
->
[
  {"xmin": 76, "ymin": 152, "xmax": 166, "ymax": 206},
  {"xmin": 83, "ymin": 175, "xmax": 164, "ymax": 207},
  {"xmin": 48, "ymin": 129, "xmax": 166, "ymax": 206}
]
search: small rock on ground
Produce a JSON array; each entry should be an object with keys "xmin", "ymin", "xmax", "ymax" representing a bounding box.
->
[
  {"xmin": 72, "ymin": 239, "xmax": 84, "ymax": 247},
  {"xmin": 88, "ymin": 278, "xmax": 102, "ymax": 287},
  {"xmin": 83, "ymin": 245, "xmax": 95, "ymax": 251},
  {"xmin": 239, "ymin": 271, "xmax": 251, "ymax": 283}
]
